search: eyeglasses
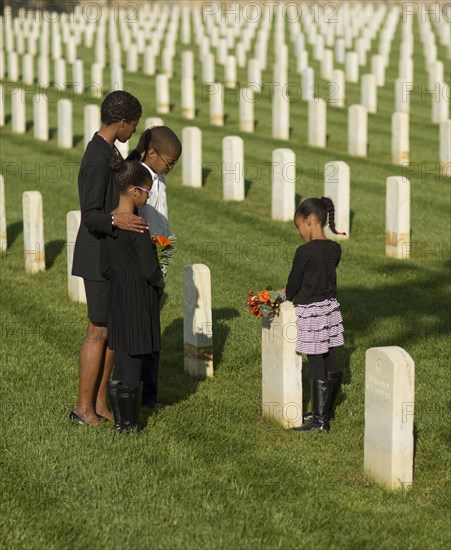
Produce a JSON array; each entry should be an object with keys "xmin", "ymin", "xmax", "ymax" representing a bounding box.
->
[
  {"xmin": 130, "ymin": 186, "xmax": 152, "ymax": 198},
  {"xmin": 154, "ymin": 148, "xmax": 178, "ymax": 171}
]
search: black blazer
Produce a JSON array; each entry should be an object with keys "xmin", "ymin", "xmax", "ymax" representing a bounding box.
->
[{"xmin": 72, "ymin": 133, "xmax": 120, "ymax": 281}]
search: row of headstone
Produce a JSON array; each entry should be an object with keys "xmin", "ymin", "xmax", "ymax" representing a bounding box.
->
[
  {"xmin": 4, "ymin": 90, "xmax": 129, "ymax": 154},
  {"xmin": 2, "ymin": 179, "xmax": 214, "ymax": 377},
  {"xmin": 181, "ymin": 125, "xmax": 416, "ymax": 253},
  {"xmin": 3, "ymin": 47, "xmax": 445, "ymax": 132},
  {"xmin": 3, "ymin": 162, "xmax": 407, "ymax": 285},
  {"xmin": 261, "ymin": 302, "xmax": 415, "ymax": 490},
  {"xmin": 4, "ymin": 0, "xmax": 445, "ymax": 74},
  {"xmin": 2, "ymin": 1, "xmax": 437, "ymax": 94},
  {"xmin": 2, "ymin": 28, "xmax": 447, "ymax": 161},
  {"xmin": 8, "ymin": 88, "xmax": 74, "ymax": 147}
]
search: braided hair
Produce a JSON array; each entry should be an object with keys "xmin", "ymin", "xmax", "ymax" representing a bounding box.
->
[
  {"xmin": 109, "ymin": 153, "xmax": 152, "ymax": 193},
  {"xmin": 294, "ymin": 197, "xmax": 345, "ymax": 235}
]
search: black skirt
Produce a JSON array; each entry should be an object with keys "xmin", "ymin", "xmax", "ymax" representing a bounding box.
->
[{"xmin": 107, "ymin": 269, "xmax": 161, "ymax": 355}]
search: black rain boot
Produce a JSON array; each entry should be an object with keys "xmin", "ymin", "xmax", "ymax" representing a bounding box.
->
[
  {"xmin": 328, "ymin": 371, "xmax": 343, "ymax": 421},
  {"xmin": 303, "ymin": 371, "xmax": 343, "ymax": 422},
  {"xmin": 116, "ymin": 382, "xmax": 143, "ymax": 434},
  {"xmin": 107, "ymin": 380, "xmax": 123, "ymax": 433},
  {"xmin": 293, "ymin": 378, "xmax": 332, "ymax": 432}
]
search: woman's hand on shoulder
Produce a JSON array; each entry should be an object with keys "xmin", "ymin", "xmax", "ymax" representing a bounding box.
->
[{"xmin": 113, "ymin": 212, "xmax": 149, "ymax": 233}]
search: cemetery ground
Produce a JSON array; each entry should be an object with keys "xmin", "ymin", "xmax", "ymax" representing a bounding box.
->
[{"xmin": 1, "ymin": 18, "xmax": 450, "ymax": 550}]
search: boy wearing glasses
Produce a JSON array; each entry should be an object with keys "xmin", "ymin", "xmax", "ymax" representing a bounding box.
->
[{"xmin": 128, "ymin": 126, "xmax": 182, "ymax": 409}]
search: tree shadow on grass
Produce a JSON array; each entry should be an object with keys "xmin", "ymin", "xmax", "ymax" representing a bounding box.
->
[
  {"xmin": 301, "ymin": 262, "xmax": 449, "ymax": 423},
  {"xmin": 7, "ymin": 221, "xmax": 23, "ymax": 248},
  {"xmin": 45, "ymin": 239, "xmax": 65, "ymax": 269},
  {"xmin": 202, "ymin": 165, "xmax": 213, "ymax": 185},
  {"xmin": 244, "ymin": 178, "xmax": 253, "ymax": 197},
  {"xmin": 339, "ymin": 261, "xmax": 449, "ymax": 460},
  {"xmin": 154, "ymin": 306, "xmax": 240, "ymax": 409},
  {"xmin": 212, "ymin": 307, "xmax": 240, "ymax": 367},
  {"xmin": 73, "ymin": 134, "xmax": 84, "ymax": 147},
  {"xmin": 155, "ymin": 316, "xmax": 200, "ymax": 409},
  {"xmin": 340, "ymin": 264, "xmax": 450, "ymax": 349}
]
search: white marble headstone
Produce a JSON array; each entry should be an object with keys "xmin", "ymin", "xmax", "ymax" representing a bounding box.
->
[
  {"xmin": 345, "ymin": 51, "xmax": 359, "ymax": 83},
  {"xmin": 84, "ymin": 104, "xmax": 100, "ymax": 150},
  {"xmin": 11, "ymin": 87, "xmax": 26, "ymax": 134},
  {"xmin": 22, "ymin": 191, "xmax": 45, "ymax": 273},
  {"xmin": 22, "ymin": 53, "xmax": 33, "ymax": 85},
  {"xmin": 225, "ymin": 55, "xmax": 236, "ymax": 88},
  {"xmin": 222, "ymin": 136, "xmax": 244, "ymax": 201},
  {"xmin": 361, "ymin": 74, "xmax": 377, "ymax": 114},
  {"xmin": 386, "ymin": 176, "xmax": 410, "ymax": 259},
  {"xmin": 364, "ymin": 346, "xmax": 415, "ymax": 490},
  {"xmin": 181, "ymin": 78, "xmax": 195, "ymax": 119},
  {"xmin": 183, "ymin": 264, "xmax": 213, "ymax": 379},
  {"xmin": 209, "ymin": 83, "xmax": 224, "ymax": 126},
  {"xmin": 331, "ymin": 69, "xmax": 345, "ymax": 108},
  {"xmin": 33, "ymin": 93, "xmax": 48, "ymax": 141},
  {"xmin": 392, "ymin": 112, "xmax": 409, "ymax": 166},
  {"xmin": 156, "ymin": 73, "xmax": 170, "ymax": 114},
  {"xmin": 72, "ymin": 59, "xmax": 84, "ymax": 95},
  {"xmin": 66, "ymin": 210, "xmax": 86, "ymax": 302},
  {"xmin": 262, "ymin": 301, "xmax": 302, "ymax": 429},
  {"xmin": 271, "ymin": 148, "xmax": 295, "ymax": 222},
  {"xmin": 308, "ymin": 99, "xmax": 326, "ymax": 148},
  {"xmin": 57, "ymin": 99, "xmax": 73, "ymax": 149},
  {"xmin": 38, "ymin": 56, "xmax": 49, "ymax": 88},
  {"xmin": 239, "ymin": 87, "xmax": 254, "ymax": 133},
  {"xmin": 348, "ymin": 105, "xmax": 367, "ymax": 157},
  {"xmin": 432, "ymin": 83, "xmax": 449, "ymax": 124},
  {"xmin": 182, "ymin": 127, "xmax": 202, "ymax": 188},
  {"xmin": 145, "ymin": 117, "xmax": 164, "ymax": 128},
  {"xmin": 272, "ymin": 85, "xmax": 289, "ymax": 140},
  {"xmin": 302, "ymin": 67, "xmax": 314, "ymax": 101}
]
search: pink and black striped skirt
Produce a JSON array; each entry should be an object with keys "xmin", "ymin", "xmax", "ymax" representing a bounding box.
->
[{"xmin": 295, "ymin": 298, "xmax": 344, "ymax": 355}]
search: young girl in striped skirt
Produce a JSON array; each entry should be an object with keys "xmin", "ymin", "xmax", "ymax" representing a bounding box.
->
[{"xmin": 285, "ymin": 197, "xmax": 345, "ymax": 432}]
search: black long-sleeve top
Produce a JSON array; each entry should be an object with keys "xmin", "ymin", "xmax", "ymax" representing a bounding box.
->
[
  {"xmin": 72, "ymin": 133, "xmax": 120, "ymax": 281},
  {"xmin": 285, "ymin": 240, "xmax": 341, "ymax": 305}
]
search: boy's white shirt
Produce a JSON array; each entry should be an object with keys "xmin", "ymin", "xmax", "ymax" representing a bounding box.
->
[{"xmin": 138, "ymin": 162, "xmax": 170, "ymax": 237}]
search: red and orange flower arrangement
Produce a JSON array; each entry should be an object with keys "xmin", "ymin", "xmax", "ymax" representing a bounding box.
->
[
  {"xmin": 151, "ymin": 234, "xmax": 177, "ymax": 277},
  {"xmin": 245, "ymin": 288, "xmax": 286, "ymax": 318}
]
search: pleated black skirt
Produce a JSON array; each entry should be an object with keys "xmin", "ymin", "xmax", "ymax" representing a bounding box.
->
[{"xmin": 107, "ymin": 270, "xmax": 161, "ymax": 355}]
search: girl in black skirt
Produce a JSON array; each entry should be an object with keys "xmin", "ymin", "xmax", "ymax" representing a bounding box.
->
[
  {"xmin": 101, "ymin": 157, "xmax": 165, "ymax": 433},
  {"xmin": 285, "ymin": 197, "xmax": 345, "ymax": 432}
]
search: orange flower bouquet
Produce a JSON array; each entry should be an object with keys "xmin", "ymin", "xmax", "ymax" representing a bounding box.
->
[
  {"xmin": 151, "ymin": 234, "xmax": 177, "ymax": 277},
  {"xmin": 245, "ymin": 288, "xmax": 285, "ymax": 318}
]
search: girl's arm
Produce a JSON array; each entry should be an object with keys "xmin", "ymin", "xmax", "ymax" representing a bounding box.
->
[
  {"xmin": 134, "ymin": 231, "xmax": 165, "ymax": 288},
  {"xmin": 285, "ymin": 247, "xmax": 305, "ymax": 301}
]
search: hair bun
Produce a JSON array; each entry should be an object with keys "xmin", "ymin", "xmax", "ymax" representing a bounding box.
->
[{"xmin": 109, "ymin": 151, "xmax": 124, "ymax": 172}]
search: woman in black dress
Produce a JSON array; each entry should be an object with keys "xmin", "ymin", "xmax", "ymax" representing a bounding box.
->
[
  {"xmin": 101, "ymin": 157, "xmax": 165, "ymax": 433},
  {"xmin": 71, "ymin": 90, "xmax": 149, "ymax": 426}
]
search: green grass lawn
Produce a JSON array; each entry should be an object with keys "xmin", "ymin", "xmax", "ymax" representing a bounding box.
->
[{"xmin": 1, "ymin": 8, "xmax": 450, "ymax": 550}]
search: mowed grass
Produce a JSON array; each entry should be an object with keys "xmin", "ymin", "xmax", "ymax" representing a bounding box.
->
[{"xmin": 1, "ymin": 10, "xmax": 450, "ymax": 550}]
